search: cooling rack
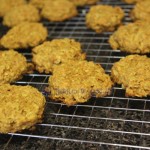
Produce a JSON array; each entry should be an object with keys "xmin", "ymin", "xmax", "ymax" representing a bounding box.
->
[{"xmin": 0, "ymin": 0, "xmax": 150, "ymax": 149}]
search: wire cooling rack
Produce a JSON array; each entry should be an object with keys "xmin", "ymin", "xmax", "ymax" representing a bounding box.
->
[{"xmin": 0, "ymin": 0, "xmax": 150, "ymax": 149}]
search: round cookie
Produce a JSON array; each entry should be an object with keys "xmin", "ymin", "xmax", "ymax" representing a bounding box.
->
[
  {"xmin": 0, "ymin": 84, "xmax": 46, "ymax": 133},
  {"xmin": 86, "ymin": 5, "xmax": 125, "ymax": 33},
  {"xmin": 3, "ymin": 4, "xmax": 40, "ymax": 27},
  {"xmin": 32, "ymin": 38, "xmax": 86, "ymax": 74},
  {"xmin": 123, "ymin": 0, "xmax": 141, "ymax": 4},
  {"xmin": 0, "ymin": 50, "xmax": 28, "ymax": 84},
  {"xmin": 0, "ymin": 22, "xmax": 48, "ymax": 49},
  {"xmin": 130, "ymin": 0, "xmax": 150, "ymax": 21},
  {"xmin": 0, "ymin": 0, "xmax": 26, "ymax": 17},
  {"xmin": 111, "ymin": 55, "xmax": 150, "ymax": 97},
  {"xmin": 69, "ymin": 0, "xmax": 98, "ymax": 6},
  {"xmin": 29, "ymin": 0, "xmax": 47, "ymax": 9},
  {"xmin": 41, "ymin": 0, "xmax": 78, "ymax": 22},
  {"xmin": 48, "ymin": 60, "xmax": 113, "ymax": 106},
  {"xmin": 109, "ymin": 21, "xmax": 150, "ymax": 54}
]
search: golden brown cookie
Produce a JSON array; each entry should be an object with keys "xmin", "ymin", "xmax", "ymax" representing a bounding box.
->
[
  {"xmin": 0, "ymin": 0, "xmax": 26, "ymax": 17},
  {"xmin": 111, "ymin": 55, "xmax": 150, "ymax": 97},
  {"xmin": 86, "ymin": 5, "xmax": 124, "ymax": 33},
  {"xmin": 109, "ymin": 21, "xmax": 150, "ymax": 54},
  {"xmin": 0, "ymin": 84, "xmax": 46, "ymax": 133},
  {"xmin": 130, "ymin": 0, "xmax": 150, "ymax": 21},
  {"xmin": 123, "ymin": 0, "xmax": 141, "ymax": 4},
  {"xmin": 0, "ymin": 50, "xmax": 28, "ymax": 84},
  {"xmin": 0, "ymin": 22, "xmax": 48, "ymax": 49},
  {"xmin": 3, "ymin": 4, "xmax": 40, "ymax": 27},
  {"xmin": 48, "ymin": 60, "xmax": 113, "ymax": 106},
  {"xmin": 32, "ymin": 38, "xmax": 86, "ymax": 74},
  {"xmin": 69, "ymin": 0, "xmax": 98, "ymax": 6},
  {"xmin": 29, "ymin": 0, "xmax": 47, "ymax": 9},
  {"xmin": 41, "ymin": 0, "xmax": 78, "ymax": 22}
]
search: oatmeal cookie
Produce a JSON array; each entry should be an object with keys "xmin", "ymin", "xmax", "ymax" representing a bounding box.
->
[
  {"xmin": 0, "ymin": 0, "xmax": 26, "ymax": 17},
  {"xmin": 69, "ymin": 0, "xmax": 98, "ymax": 6},
  {"xmin": 0, "ymin": 50, "xmax": 28, "ymax": 84},
  {"xmin": 86, "ymin": 5, "xmax": 124, "ymax": 33},
  {"xmin": 0, "ymin": 84, "xmax": 46, "ymax": 133},
  {"xmin": 131, "ymin": 0, "xmax": 150, "ymax": 21},
  {"xmin": 32, "ymin": 38, "xmax": 86, "ymax": 74},
  {"xmin": 41, "ymin": 0, "xmax": 78, "ymax": 21},
  {"xmin": 48, "ymin": 60, "xmax": 113, "ymax": 106},
  {"xmin": 111, "ymin": 55, "xmax": 150, "ymax": 97},
  {"xmin": 109, "ymin": 21, "xmax": 150, "ymax": 54},
  {"xmin": 0, "ymin": 22, "xmax": 48, "ymax": 49},
  {"xmin": 3, "ymin": 4, "xmax": 40, "ymax": 27},
  {"xmin": 29, "ymin": 0, "xmax": 47, "ymax": 9}
]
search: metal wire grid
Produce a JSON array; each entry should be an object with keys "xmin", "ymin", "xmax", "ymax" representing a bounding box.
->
[{"xmin": 0, "ymin": 0, "xmax": 150, "ymax": 149}]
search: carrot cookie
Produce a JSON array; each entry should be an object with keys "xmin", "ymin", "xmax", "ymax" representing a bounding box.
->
[
  {"xmin": 86, "ymin": 5, "xmax": 124, "ymax": 33},
  {"xmin": 0, "ymin": 0, "xmax": 26, "ymax": 17},
  {"xmin": 69, "ymin": 0, "xmax": 98, "ymax": 6},
  {"xmin": 32, "ymin": 38, "xmax": 86, "ymax": 74},
  {"xmin": 48, "ymin": 60, "xmax": 113, "ymax": 106},
  {"xmin": 0, "ymin": 84, "xmax": 46, "ymax": 133},
  {"xmin": 0, "ymin": 50, "xmax": 28, "ymax": 84},
  {"xmin": 111, "ymin": 55, "xmax": 150, "ymax": 97},
  {"xmin": 41, "ymin": 0, "xmax": 78, "ymax": 22},
  {"xmin": 0, "ymin": 22, "xmax": 48, "ymax": 49},
  {"xmin": 3, "ymin": 4, "xmax": 40, "ymax": 27},
  {"xmin": 29, "ymin": 0, "xmax": 47, "ymax": 9},
  {"xmin": 109, "ymin": 21, "xmax": 150, "ymax": 54},
  {"xmin": 131, "ymin": 0, "xmax": 150, "ymax": 21}
]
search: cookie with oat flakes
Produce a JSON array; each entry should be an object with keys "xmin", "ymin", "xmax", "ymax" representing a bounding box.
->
[
  {"xmin": 0, "ymin": 84, "xmax": 46, "ymax": 133},
  {"xmin": 111, "ymin": 55, "xmax": 150, "ymax": 97},
  {"xmin": 109, "ymin": 21, "xmax": 150, "ymax": 54},
  {"xmin": 0, "ymin": 50, "xmax": 29, "ymax": 84},
  {"xmin": 41, "ymin": 0, "xmax": 78, "ymax": 22},
  {"xmin": 48, "ymin": 60, "xmax": 113, "ymax": 106},
  {"xmin": 3, "ymin": 4, "xmax": 40, "ymax": 27},
  {"xmin": 32, "ymin": 38, "xmax": 86, "ymax": 74},
  {"xmin": 1, "ymin": 22, "xmax": 48, "ymax": 49},
  {"xmin": 86, "ymin": 5, "xmax": 124, "ymax": 33}
]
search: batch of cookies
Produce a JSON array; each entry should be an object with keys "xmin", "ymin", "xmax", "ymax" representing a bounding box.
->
[{"xmin": 0, "ymin": 0, "xmax": 149, "ymax": 134}]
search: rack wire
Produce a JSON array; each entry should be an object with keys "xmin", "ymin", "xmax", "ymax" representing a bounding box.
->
[{"xmin": 0, "ymin": 0, "xmax": 150, "ymax": 149}]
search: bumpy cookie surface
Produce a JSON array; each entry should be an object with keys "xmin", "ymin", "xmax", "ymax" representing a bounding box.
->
[
  {"xmin": 109, "ymin": 21, "xmax": 150, "ymax": 54},
  {"xmin": 41, "ymin": 0, "xmax": 78, "ymax": 21},
  {"xmin": 3, "ymin": 4, "xmax": 40, "ymax": 27},
  {"xmin": 32, "ymin": 38, "xmax": 86, "ymax": 74},
  {"xmin": 69, "ymin": 0, "xmax": 98, "ymax": 6},
  {"xmin": 86, "ymin": 5, "xmax": 124, "ymax": 33},
  {"xmin": 0, "ymin": 0, "xmax": 26, "ymax": 17},
  {"xmin": 131, "ymin": 0, "xmax": 150, "ymax": 21},
  {"xmin": 111, "ymin": 55, "xmax": 150, "ymax": 97},
  {"xmin": 29, "ymin": 0, "xmax": 47, "ymax": 9},
  {"xmin": 48, "ymin": 60, "xmax": 113, "ymax": 106},
  {"xmin": 1, "ymin": 22, "xmax": 48, "ymax": 49},
  {"xmin": 0, "ymin": 50, "xmax": 28, "ymax": 84},
  {"xmin": 0, "ymin": 84, "xmax": 46, "ymax": 133},
  {"xmin": 123, "ymin": 0, "xmax": 141, "ymax": 4}
]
